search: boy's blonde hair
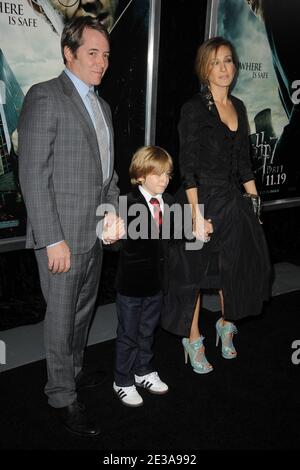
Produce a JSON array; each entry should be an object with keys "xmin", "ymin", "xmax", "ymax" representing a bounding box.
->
[{"xmin": 129, "ymin": 146, "xmax": 173, "ymax": 186}]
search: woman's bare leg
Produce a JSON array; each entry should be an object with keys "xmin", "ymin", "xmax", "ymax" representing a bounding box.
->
[
  {"xmin": 189, "ymin": 294, "xmax": 201, "ymax": 342},
  {"xmin": 219, "ymin": 290, "xmax": 225, "ymax": 324},
  {"xmin": 219, "ymin": 290, "xmax": 233, "ymax": 326},
  {"xmin": 187, "ymin": 292, "xmax": 213, "ymax": 371},
  {"xmin": 217, "ymin": 290, "xmax": 237, "ymax": 357}
]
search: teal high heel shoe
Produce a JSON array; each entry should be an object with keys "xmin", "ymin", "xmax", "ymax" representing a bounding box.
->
[
  {"xmin": 182, "ymin": 336, "xmax": 213, "ymax": 374},
  {"xmin": 215, "ymin": 318, "xmax": 238, "ymax": 359}
]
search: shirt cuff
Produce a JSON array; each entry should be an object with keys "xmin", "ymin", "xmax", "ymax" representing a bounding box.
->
[
  {"xmin": 47, "ymin": 240, "xmax": 64, "ymax": 248},
  {"xmin": 240, "ymin": 172, "xmax": 255, "ymax": 184}
]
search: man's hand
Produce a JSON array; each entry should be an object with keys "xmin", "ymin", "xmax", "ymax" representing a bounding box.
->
[
  {"xmin": 47, "ymin": 241, "xmax": 71, "ymax": 274},
  {"xmin": 103, "ymin": 212, "xmax": 125, "ymax": 244}
]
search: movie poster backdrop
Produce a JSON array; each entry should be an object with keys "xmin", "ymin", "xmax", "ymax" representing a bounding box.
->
[
  {"xmin": 212, "ymin": 0, "xmax": 300, "ymax": 201},
  {"xmin": 0, "ymin": 0, "xmax": 149, "ymax": 242}
]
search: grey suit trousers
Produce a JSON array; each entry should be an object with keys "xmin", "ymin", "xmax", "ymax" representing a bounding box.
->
[{"xmin": 35, "ymin": 241, "xmax": 103, "ymax": 408}]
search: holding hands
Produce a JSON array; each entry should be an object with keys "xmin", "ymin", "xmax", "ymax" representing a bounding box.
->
[
  {"xmin": 102, "ymin": 212, "xmax": 125, "ymax": 245},
  {"xmin": 192, "ymin": 212, "xmax": 213, "ymax": 243}
]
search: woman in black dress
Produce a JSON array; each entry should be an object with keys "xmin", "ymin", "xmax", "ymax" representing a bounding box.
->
[{"xmin": 162, "ymin": 37, "xmax": 271, "ymax": 373}]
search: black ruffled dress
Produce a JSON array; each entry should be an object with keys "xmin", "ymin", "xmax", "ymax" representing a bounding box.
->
[{"xmin": 161, "ymin": 90, "xmax": 271, "ymax": 337}]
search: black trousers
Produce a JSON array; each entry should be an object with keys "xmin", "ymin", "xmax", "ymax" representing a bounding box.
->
[{"xmin": 114, "ymin": 292, "xmax": 162, "ymax": 386}]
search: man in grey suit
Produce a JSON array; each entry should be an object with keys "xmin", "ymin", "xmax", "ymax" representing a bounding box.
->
[{"xmin": 18, "ymin": 16, "xmax": 124, "ymax": 437}]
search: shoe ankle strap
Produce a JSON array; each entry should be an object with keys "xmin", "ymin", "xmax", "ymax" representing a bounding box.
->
[
  {"xmin": 191, "ymin": 336, "xmax": 205, "ymax": 348},
  {"xmin": 223, "ymin": 323, "xmax": 237, "ymax": 334}
]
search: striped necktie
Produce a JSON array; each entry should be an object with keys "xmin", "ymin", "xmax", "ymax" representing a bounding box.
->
[
  {"xmin": 87, "ymin": 89, "xmax": 109, "ymax": 182},
  {"xmin": 150, "ymin": 197, "xmax": 162, "ymax": 228}
]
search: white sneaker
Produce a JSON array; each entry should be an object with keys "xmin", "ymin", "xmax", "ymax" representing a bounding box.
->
[
  {"xmin": 135, "ymin": 371, "xmax": 169, "ymax": 395},
  {"xmin": 113, "ymin": 382, "xmax": 143, "ymax": 407}
]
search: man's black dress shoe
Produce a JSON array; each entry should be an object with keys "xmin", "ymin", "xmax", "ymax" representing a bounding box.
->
[
  {"xmin": 75, "ymin": 370, "xmax": 107, "ymax": 391},
  {"xmin": 56, "ymin": 400, "xmax": 101, "ymax": 437}
]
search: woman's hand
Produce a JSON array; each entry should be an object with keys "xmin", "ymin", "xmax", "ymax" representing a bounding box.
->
[
  {"xmin": 186, "ymin": 188, "xmax": 213, "ymax": 242},
  {"xmin": 192, "ymin": 214, "xmax": 213, "ymax": 242}
]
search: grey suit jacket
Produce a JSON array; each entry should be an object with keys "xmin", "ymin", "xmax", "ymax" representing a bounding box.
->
[{"xmin": 18, "ymin": 72, "xmax": 119, "ymax": 254}]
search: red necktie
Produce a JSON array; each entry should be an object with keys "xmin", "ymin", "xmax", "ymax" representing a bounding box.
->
[{"xmin": 150, "ymin": 197, "xmax": 162, "ymax": 228}]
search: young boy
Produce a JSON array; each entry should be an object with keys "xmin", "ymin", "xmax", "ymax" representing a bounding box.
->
[{"xmin": 113, "ymin": 145, "xmax": 174, "ymax": 407}]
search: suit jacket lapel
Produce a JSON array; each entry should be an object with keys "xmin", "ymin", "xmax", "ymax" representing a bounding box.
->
[
  {"xmin": 58, "ymin": 72, "xmax": 103, "ymax": 179},
  {"xmin": 231, "ymin": 95, "xmax": 245, "ymax": 136}
]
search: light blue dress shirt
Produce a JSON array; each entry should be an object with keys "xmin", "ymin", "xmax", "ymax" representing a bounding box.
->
[
  {"xmin": 64, "ymin": 68, "xmax": 95, "ymax": 124},
  {"xmin": 64, "ymin": 68, "xmax": 110, "ymax": 142}
]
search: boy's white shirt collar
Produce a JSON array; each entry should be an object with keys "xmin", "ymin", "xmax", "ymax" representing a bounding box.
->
[
  {"xmin": 138, "ymin": 185, "xmax": 163, "ymax": 203},
  {"xmin": 138, "ymin": 185, "xmax": 164, "ymax": 214}
]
